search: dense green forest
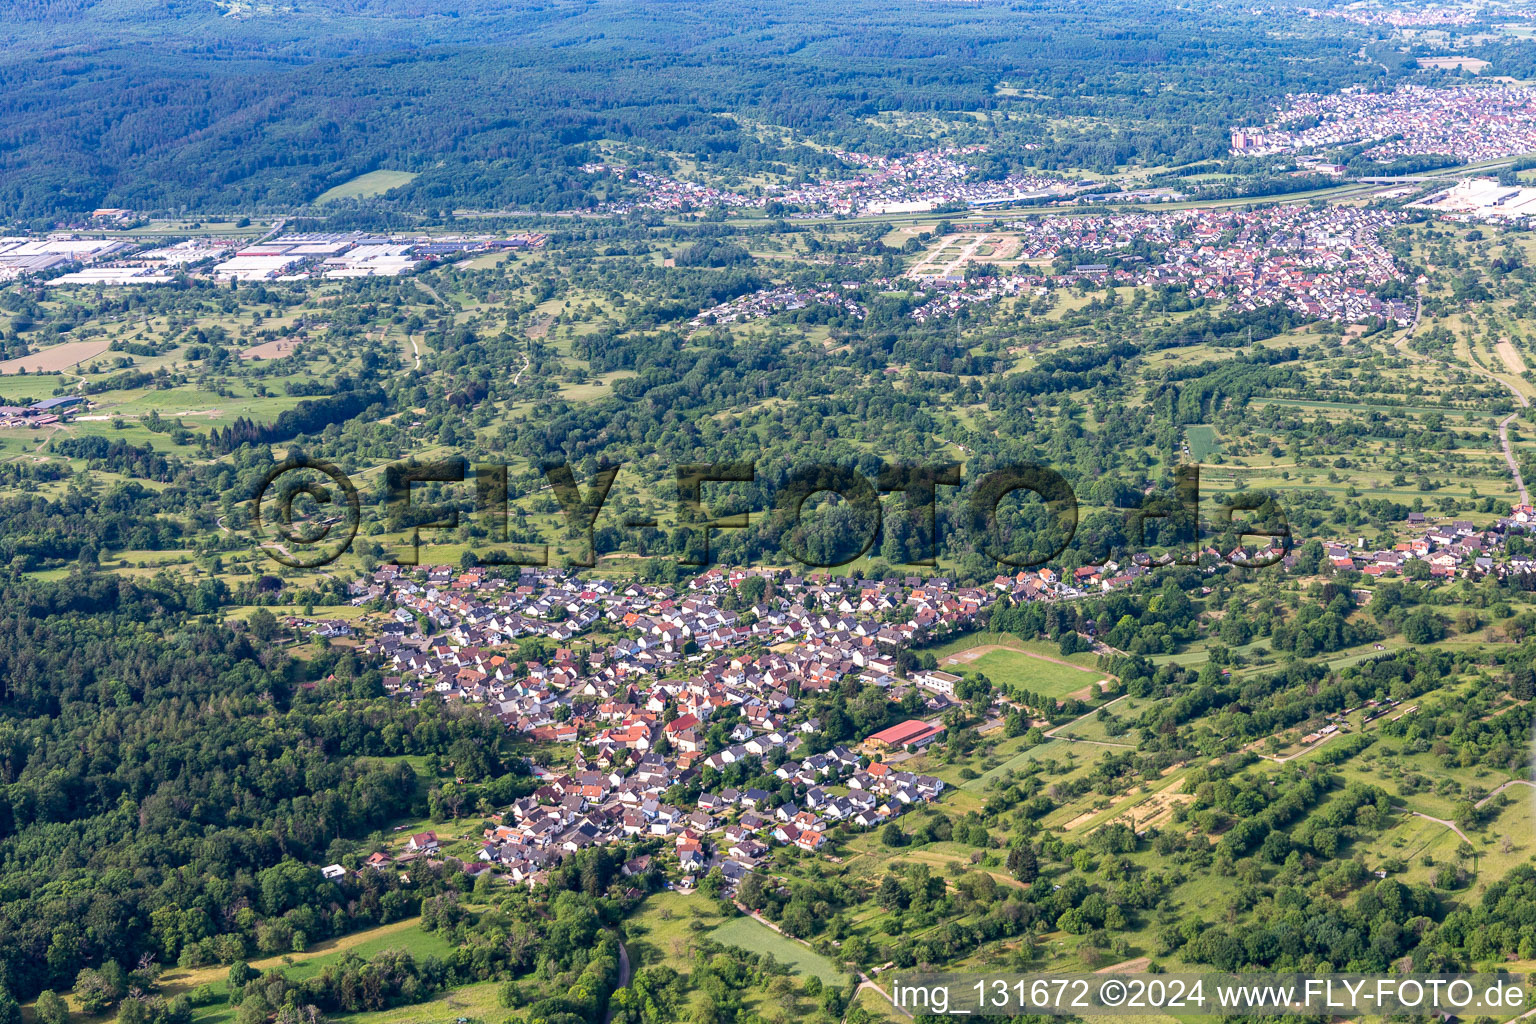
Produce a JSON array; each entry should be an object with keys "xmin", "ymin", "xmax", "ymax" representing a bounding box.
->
[
  {"xmin": 0, "ymin": 0, "xmax": 1381, "ymax": 218},
  {"xmin": 0, "ymin": 573, "xmax": 531, "ymax": 1003}
]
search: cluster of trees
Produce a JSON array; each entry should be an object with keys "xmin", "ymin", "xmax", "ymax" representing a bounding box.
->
[
  {"xmin": 0, "ymin": 488, "xmax": 185, "ymax": 571},
  {"xmin": 0, "ymin": 573, "xmax": 525, "ymax": 1003},
  {"xmin": 1170, "ymin": 874, "xmax": 1440, "ymax": 972},
  {"xmin": 991, "ymin": 577, "xmax": 1203, "ymax": 660},
  {"xmin": 1434, "ymin": 865, "xmax": 1536, "ymax": 963},
  {"xmin": 50, "ymin": 437, "xmax": 181, "ymax": 482},
  {"xmin": 210, "ymin": 383, "xmax": 387, "ymax": 454},
  {"xmin": 231, "ymin": 947, "xmax": 439, "ymax": 1021}
]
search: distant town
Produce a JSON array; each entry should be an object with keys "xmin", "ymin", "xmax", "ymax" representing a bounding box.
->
[
  {"xmin": 906, "ymin": 205, "xmax": 1417, "ymax": 326},
  {"xmin": 584, "ymin": 146, "xmax": 1095, "ymax": 217},
  {"xmin": 1234, "ymin": 83, "xmax": 1536, "ymax": 164}
]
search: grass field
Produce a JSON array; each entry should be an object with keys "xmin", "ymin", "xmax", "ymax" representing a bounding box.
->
[
  {"xmin": 162, "ymin": 918, "xmax": 449, "ymax": 998},
  {"xmin": 624, "ymin": 894, "xmax": 844, "ymax": 1018},
  {"xmin": 1185, "ymin": 424, "xmax": 1223, "ymax": 461},
  {"xmin": 709, "ymin": 916, "xmax": 845, "ymax": 985},
  {"xmin": 627, "ymin": 891, "xmax": 731, "ymax": 973},
  {"xmin": 955, "ymin": 647, "xmax": 1105, "ymax": 699},
  {"xmin": 1053, "ymin": 696, "xmax": 1149, "ymax": 741},
  {"xmin": 332, "ymin": 981, "xmax": 502, "ymax": 1024},
  {"xmin": 76, "ymin": 918, "xmax": 463, "ymax": 1024},
  {"xmin": 931, "ymin": 632, "xmax": 1101, "ymax": 668},
  {"xmin": 854, "ymin": 985, "xmax": 902, "ymax": 1022},
  {"xmin": 315, "ymin": 170, "xmax": 420, "ymax": 204},
  {"xmin": 961, "ymin": 737, "xmax": 1128, "ymax": 793}
]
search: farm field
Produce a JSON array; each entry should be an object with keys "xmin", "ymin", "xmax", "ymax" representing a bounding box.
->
[
  {"xmin": 0, "ymin": 339, "xmax": 112, "ymax": 374},
  {"xmin": 627, "ymin": 891, "xmax": 732, "ymax": 974},
  {"xmin": 21, "ymin": 919, "xmax": 458, "ymax": 1024},
  {"xmin": 961, "ymin": 736, "xmax": 1130, "ymax": 793},
  {"xmin": 932, "ymin": 632, "xmax": 1102, "ymax": 669},
  {"xmin": 164, "ymin": 918, "xmax": 451, "ymax": 992},
  {"xmin": 240, "ymin": 338, "xmax": 300, "ymax": 360},
  {"xmin": 1184, "ymin": 424, "xmax": 1222, "ymax": 461}
]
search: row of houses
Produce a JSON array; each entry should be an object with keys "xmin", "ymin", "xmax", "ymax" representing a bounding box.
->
[
  {"xmin": 357, "ymin": 566, "xmax": 999, "ymax": 718},
  {"xmin": 1323, "ymin": 508, "xmax": 1536, "ymax": 579},
  {"xmin": 334, "ymin": 564, "xmax": 1042, "ymax": 886},
  {"xmin": 331, "ymin": 548, "xmax": 1266, "ymax": 889}
]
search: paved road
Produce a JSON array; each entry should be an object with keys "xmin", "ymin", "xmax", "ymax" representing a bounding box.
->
[
  {"xmin": 1451, "ymin": 339, "xmax": 1530, "ymax": 504},
  {"xmin": 256, "ymin": 217, "xmax": 288, "ymax": 242},
  {"xmin": 1499, "ymin": 411, "xmax": 1530, "ymax": 506},
  {"xmin": 1249, "ymin": 725, "xmax": 1345, "ymax": 764}
]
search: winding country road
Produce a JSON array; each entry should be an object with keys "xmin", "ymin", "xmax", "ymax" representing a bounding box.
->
[
  {"xmin": 1411, "ymin": 810, "xmax": 1472, "ymax": 846},
  {"xmin": 1476, "ymin": 777, "xmax": 1536, "ymax": 809},
  {"xmin": 1403, "ymin": 780, "xmax": 1532, "ymax": 862}
]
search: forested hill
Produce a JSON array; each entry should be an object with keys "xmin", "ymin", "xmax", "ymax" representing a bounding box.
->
[
  {"xmin": 0, "ymin": 572, "xmax": 528, "ymax": 1002},
  {"xmin": 0, "ymin": 0, "xmax": 1378, "ymax": 218}
]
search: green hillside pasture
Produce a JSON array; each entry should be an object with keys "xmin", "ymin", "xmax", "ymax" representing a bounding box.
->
[
  {"xmin": 316, "ymin": 170, "xmax": 420, "ymax": 204},
  {"xmin": 708, "ymin": 916, "xmax": 844, "ymax": 985},
  {"xmin": 963, "ymin": 737, "xmax": 1127, "ymax": 794}
]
